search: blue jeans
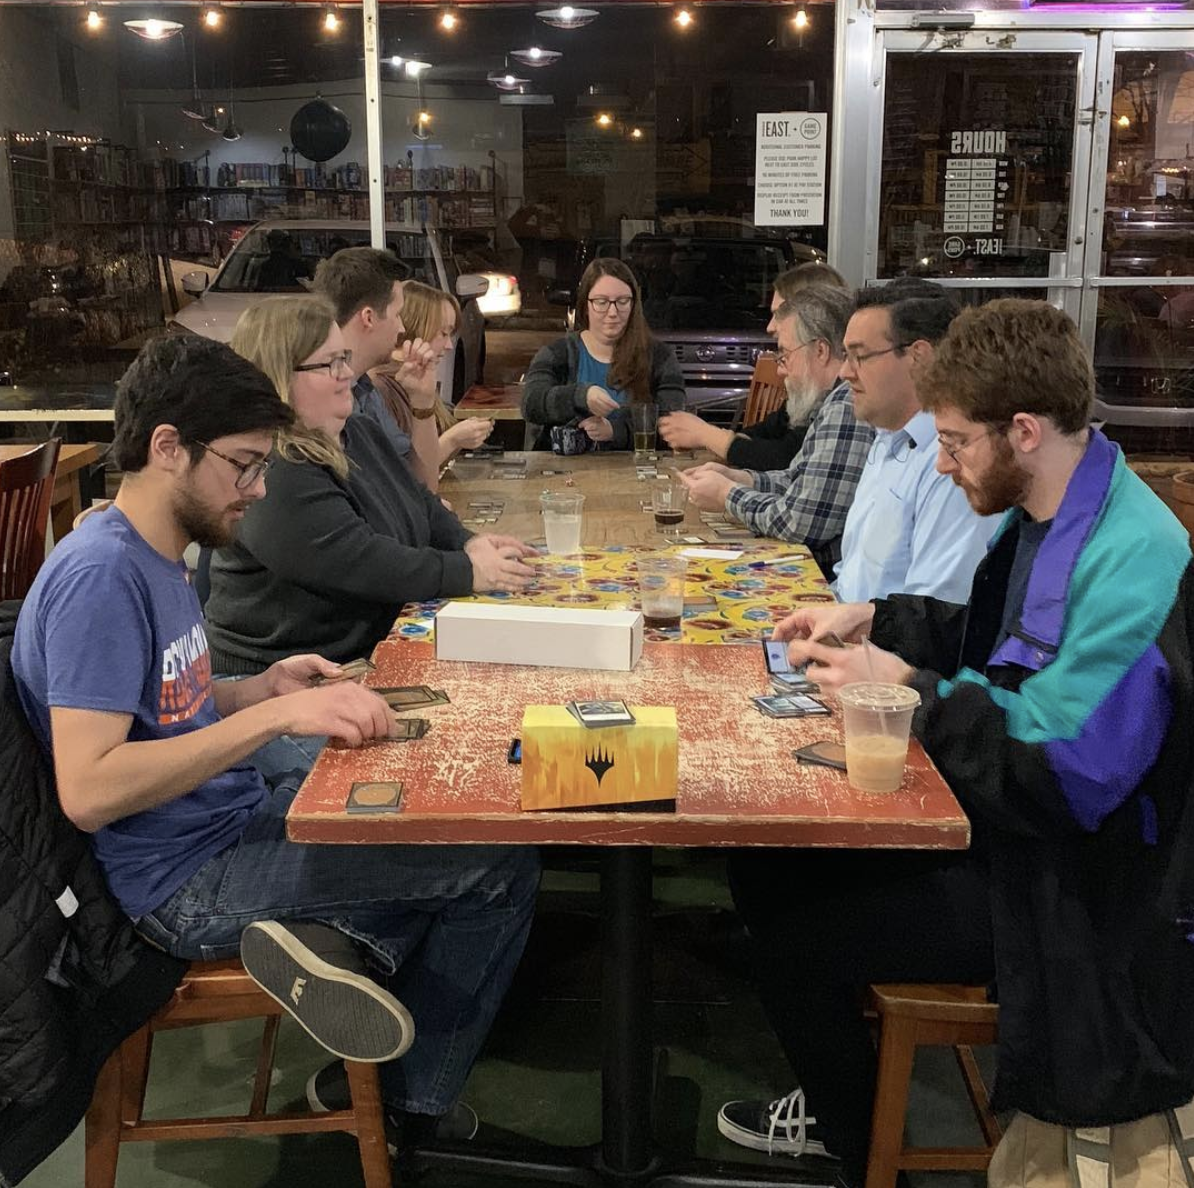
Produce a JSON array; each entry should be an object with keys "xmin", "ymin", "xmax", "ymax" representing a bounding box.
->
[{"xmin": 135, "ymin": 747, "xmax": 540, "ymax": 1116}]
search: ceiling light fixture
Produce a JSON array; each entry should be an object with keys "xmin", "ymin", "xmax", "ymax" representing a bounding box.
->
[
  {"xmin": 630, "ymin": 126, "xmax": 644, "ymax": 140},
  {"xmin": 202, "ymin": 5, "xmax": 222, "ymax": 28},
  {"xmin": 404, "ymin": 58, "xmax": 432, "ymax": 76},
  {"xmin": 487, "ymin": 69, "xmax": 530, "ymax": 91},
  {"xmin": 1117, "ymin": 114, "xmax": 1131, "ymax": 127},
  {"xmin": 792, "ymin": 7, "xmax": 809, "ymax": 28},
  {"xmin": 123, "ymin": 18, "xmax": 184, "ymax": 41},
  {"xmin": 536, "ymin": 6, "xmax": 598, "ymax": 29},
  {"xmin": 323, "ymin": 6, "xmax": 340, "ymax": 32},
  {"xmin": 85, "ymin": 6, "xmax": 103, "ymax": 30},
  {"xmin": 595, "ymin": 112, "xmax": 613, "ymax": 127},
  {"xmin": 439, "ymin": 8, "xmax": 459, "ymax": 31},
  {"xmin": 674, "ymin": 7, "xmax": 694, "ymax": 28},
  {"xmin": 511, "ymin": 45, "xmax": 562, "ymax": 67}
]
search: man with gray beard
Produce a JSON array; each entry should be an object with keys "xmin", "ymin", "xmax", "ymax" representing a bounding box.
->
[{"xmin": 681, "ymin": 284, "xmax": 873, "ymax": 577}]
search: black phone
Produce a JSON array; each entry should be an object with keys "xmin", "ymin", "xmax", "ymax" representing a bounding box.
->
[
  {"xmin": 793, "ymin": 742, "xmax": 847, "ymax": 771},
  {"xmin": 507, "ymin": 738, "xmax": 522, "ymax": 764}
]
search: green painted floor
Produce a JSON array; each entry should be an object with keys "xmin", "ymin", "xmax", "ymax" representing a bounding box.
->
[{"xmin": 26, "ymin": 853, "xmax": 993, "ymax": 1188}]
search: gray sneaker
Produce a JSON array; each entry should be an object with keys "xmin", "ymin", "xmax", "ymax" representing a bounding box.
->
[
  {"xmin": 240, "ymin": 921, "xmax": 414, "ymax": 1063},
  {"xmin": 717, "ymin": 1089, "xmax": 831, "ymax": 1158}
]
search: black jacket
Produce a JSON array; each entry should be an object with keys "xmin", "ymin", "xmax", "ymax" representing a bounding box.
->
[
  {"xmin": 520, "ymin": 331, "xmax": 686, "ymax": 450},
  {"xmin": 205, "ymin": 414, "xmax": 474, "ymax": 675},
  {"xmin": 871, "ymin": 433, "xmax": 1194, "ymax": 1125},
  {"xmin": 0, "ymin": 601, "xmax": 184, "ymax": 1185},
  {"xmin": 725, "ymin": 407, "xmax": 808, "ymax": 471}
]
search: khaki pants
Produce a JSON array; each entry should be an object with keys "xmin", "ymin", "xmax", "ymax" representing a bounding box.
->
[{"xmin": 990, "ymin": 1103, "xmax": 1194, "ymax": 1188}]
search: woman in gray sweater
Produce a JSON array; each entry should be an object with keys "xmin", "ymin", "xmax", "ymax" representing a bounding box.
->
[
  {"xmin": 520, "ymin": 257, "xmax": 686, "ymax": 451},
  {"xmin": 204, "ymin": 295, "xmax": 536, "ymax": 674}
]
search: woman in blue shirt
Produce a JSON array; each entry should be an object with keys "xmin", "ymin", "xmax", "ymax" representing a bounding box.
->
[{"xmin": 520, "ymin": 258, "xmax": 685, "ymax": 450}]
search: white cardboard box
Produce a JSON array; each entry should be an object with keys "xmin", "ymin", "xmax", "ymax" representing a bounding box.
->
[{"xmin": 434, "ymin": 603, "xmax": 644, "ymax": 671}]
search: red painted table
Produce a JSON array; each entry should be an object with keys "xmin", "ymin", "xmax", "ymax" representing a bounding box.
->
[{"xmin": 288, "ymin": 641, "xmax": 968, "ymax": 1186}]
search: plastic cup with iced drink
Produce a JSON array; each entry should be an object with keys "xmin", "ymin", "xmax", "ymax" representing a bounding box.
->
[
  {"xmin": 837, "ymin": 683, "xmax": 921, "ymax": 793},
  {"xmin": 540, "ymin": 490, "xmax": 585, "ymax": 555}
]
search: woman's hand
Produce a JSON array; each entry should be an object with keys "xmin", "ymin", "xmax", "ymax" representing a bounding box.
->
[
  {"xmin": 579, "ymin": 416, "xmax": 614, "ymax": 443},
  {"xmin": 586, "ymin": 386, "xmax": 619, "ymax": 417},
  {"xmin": 441, "ymin": 418, "xmax": 494, "ymax": 456},
  {"xmin": 393, "ymin": 338, "xmax": 439, "ymax": 406}
]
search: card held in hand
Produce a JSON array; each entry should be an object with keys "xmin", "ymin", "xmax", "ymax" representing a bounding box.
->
[
  {"xmin": 386, "ymin": 717, "xmax": 430, "ymax": 742},
  {"xmin": 318, "ymin": 657, "xmax": 377, "ymax": 684}
]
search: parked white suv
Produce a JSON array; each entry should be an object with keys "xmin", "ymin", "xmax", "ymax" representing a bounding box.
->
[{"xmin": 171, "ymin": 220, "xmax": 489, "ymax": 402}]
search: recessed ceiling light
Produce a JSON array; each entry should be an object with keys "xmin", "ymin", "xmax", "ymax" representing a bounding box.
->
[
  {"xmin": 511, "ymin": 46, "xmax": 562, "ymax": 67},
  {"xmin": 123, "ymin": 18, "xmax": 184, "ymax": 40},
  {"xmin": 536, "ymin": 6, "xmax": 598, "ymax": 29}
]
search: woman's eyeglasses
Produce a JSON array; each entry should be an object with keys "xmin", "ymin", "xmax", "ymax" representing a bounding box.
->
[
  {"xmin": 195, "ymin": 442, "xmax": 272, "ymax": 490},
  {"xmin": 294, "ymin": 350, "xmax": 354, "ymax": 380},
  {"xmin": 588, "ymin": 296, "xmax": 634, "ymax": 313}
]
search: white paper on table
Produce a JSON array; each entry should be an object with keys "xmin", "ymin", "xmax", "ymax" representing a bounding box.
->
[{"xmin": 679, "ymin": 547, "xmax": 745, "ymax": 560}]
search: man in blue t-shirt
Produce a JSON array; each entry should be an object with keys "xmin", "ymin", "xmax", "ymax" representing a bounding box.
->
[{"xmin": 12, "ymin": 334, "xmax": 538, "ymax": 1150}]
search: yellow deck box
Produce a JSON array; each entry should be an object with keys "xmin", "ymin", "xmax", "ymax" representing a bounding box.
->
[{"xmin": 520, "ymin": 705, "xmax": 678, "ymax": 811}]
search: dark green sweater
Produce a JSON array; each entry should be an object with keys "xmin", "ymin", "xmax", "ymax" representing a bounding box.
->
[{"xmin": 205, "ymin": 414, "xmax": 473, "ymax": 674}]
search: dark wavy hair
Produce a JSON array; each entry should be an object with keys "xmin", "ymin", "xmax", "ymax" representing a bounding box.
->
[{"xmin": 574, "ymin": 257, "xmax": 653, "ymax": 403}]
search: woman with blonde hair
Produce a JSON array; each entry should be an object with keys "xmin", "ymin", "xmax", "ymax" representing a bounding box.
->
[
  {"xmin": 370, "ymin": 280, "xmax": 494, "ymax": 491},
  {"xmin": 203, "ymin": 294, "xmax": 536, "ymax": 679},
  {"xmin": 520, "ymin": 257, "xmax": 685, "ymax": 450}
]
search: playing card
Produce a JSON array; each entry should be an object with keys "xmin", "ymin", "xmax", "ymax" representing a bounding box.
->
[
  {"xmin": 751, "ymin": 694, "xmax": 831, "ymax": 718},
  {"xmin": 570, "ymin": 699, "xmax": 636, "ymax": 728},
  {"xmin": 386, "ymin": 717, "xmax": 430, "ymax": 742},
  {"xmin": 318, "ymin": 657, "xmax": 376, "ymax": 684},
  {"xmin": 684, "ymin": 595, "xmax": 718, "ymax": 613},
  {"xmin": 676, "ymin": 535, "xmax": 706, "ymax": 545},
  {"xmin": 346, "ymin": 781, "xmax": 404, "ymax": 813},
  {"xmin": 541, "ymin": 469, "xmax": 573, "ymax": 476},
  {"xmin": 376, "ymin": 686, "xmax": 450, "ymax": 710},
  {"xmin": 771, "ymin": 672, "xmax": 820, "ymax": 694},
  {"xmin": 713, "ymin": 526, "xmax": 752, "ymax": 539}
]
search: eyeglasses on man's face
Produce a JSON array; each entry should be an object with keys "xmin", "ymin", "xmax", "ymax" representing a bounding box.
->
[
  {"xmin": 776, "ymin": 340, "xmax": 815, "ymax": 371},
  {"xmin": 588, "ymin": 295, "xmax": 634, "ymax": 313},
  {"xmin": 843, "ymin": 344, "xmax": 903, "ymax": 370},
  {"xmin": 294, "ymin": 350, "xmax": 354, "ymax": 380},
  {"xmin": 938, "ymin": 426, "xmax": 1001, "ymax": 464},
  {"xmin": 195, "ymin": 441, "xmax": 272, "ymax": 490}
]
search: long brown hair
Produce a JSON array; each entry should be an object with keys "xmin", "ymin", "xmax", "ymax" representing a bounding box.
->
[{"xmin": 575, "ymin": 257, "xmax": 652, "ymax": 403}]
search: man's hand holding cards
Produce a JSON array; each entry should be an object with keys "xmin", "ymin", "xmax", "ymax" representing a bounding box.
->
[{"xmin": 316, "ymin": 657, "xmax": 376, "ymax": 685}]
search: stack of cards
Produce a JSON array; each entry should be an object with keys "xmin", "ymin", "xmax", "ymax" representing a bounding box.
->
[
  {"xmin": 492, "ymin": 458, "xmax": 528, "ymax": 481},
  {"xmin": 751, "ymin": 693, "xmax": 831, "ymax": 718},
  {"xmin": 385, "ymin": 717, "xmax": 430, "ymax": 742},
  {"xmin": 377, "ymin": 685, "xmax": 450, "ymax": 710},
  {"xmin": 318, "ymin": 657, "xmax": 376, "ymax": 684},
  {"xmin": 461, "ymin": 499, "xmax": 505, "ymax": 528},
  {"xmin": 771, "ymin": 671, "xmax": 821, "ymax": 694},
  {"xmin": 566, "ymin": 699, "xmax": 636, "ymax": 728},
  {"xmin": 635, "ymin": 464, "xmax": 658, "ymax": 482}
]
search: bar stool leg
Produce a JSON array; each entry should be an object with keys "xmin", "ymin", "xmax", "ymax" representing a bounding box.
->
[
  {"xmin": 84, "ymin": 1047, "xmax": 124, "ymax": 1188},
  {"xmin": 866, "ymin": 1014, "xmax": 917, "ymax": 1188},
  {"xmin": 345, "ymin": 1060, "xmax": 393, "ymax": 1188}
]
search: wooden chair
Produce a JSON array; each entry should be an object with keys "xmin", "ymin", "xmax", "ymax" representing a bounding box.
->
[
  {"xmin": 0, "ymin": 437, "xmax": 60, "ymax": 600},
  {"xmin": 85, "ymin": 959, "xmax": 392, "ymax": 1188},
  {"xmin": 740, "ymin": 354, "xmax": 786, "ymax": 428},
  {"xmin": 865, "ymin": 983, "xmax": 1001, "ymax": 1188}
]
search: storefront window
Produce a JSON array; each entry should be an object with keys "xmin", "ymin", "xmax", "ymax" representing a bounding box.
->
[{"xmin": 0, "ymin": 3, "xmax": 834, "ymax": 409}]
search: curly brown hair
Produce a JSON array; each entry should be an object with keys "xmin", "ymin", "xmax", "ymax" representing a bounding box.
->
[
  {"xmin": 574, "ymin": 257, "xmax": 653, "ymax": 403},
  {"xmin": 918, "ymin": 298, "xmax": 1092, "ymax": 434}
]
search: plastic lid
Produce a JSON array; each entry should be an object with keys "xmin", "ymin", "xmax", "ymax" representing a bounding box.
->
[{"xmin": 838, "ymin": 682, "xmax": 921, "ymax": 712}]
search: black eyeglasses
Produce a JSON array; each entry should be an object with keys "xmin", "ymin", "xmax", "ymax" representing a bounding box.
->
[
  {"xmin": 588, "ymin": 296, "xmax": 634, "ymax": 313},
  {"xmin": 843, "ymin": 344, "xmax": 903, "ymax": 369},
  {"xmin": 196, "ymin": 442, "xmax": 272, "ymax": 490},
  {"xmin": 294, "ymin": 350, "xmax": 354, "ymax": 379}
]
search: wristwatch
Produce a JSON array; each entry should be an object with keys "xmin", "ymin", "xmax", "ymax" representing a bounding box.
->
[{"xmin": 411, "ymin": 404, "xmax": 437, "ymax": 419}]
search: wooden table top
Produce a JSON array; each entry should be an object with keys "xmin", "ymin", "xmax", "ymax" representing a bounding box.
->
[
  {"xmin": 0, "ymin": 441, "xmax": 102, "ymax": 473},
  {"xmin": 0, "ymin": 385, "xmax": 116, "ymax": 422},
  {"xmin": 288, "ymin": 641, "xmax": 969, "ymax": 851},
  {"xmin": 455, "ymin": 383, "xmax": 524, "ymax": 421}
]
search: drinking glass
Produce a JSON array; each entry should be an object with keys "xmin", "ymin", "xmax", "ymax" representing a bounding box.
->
[
  {"xmin": 837, "ymin": 683, "xmax": 921, "ymax": 793},
  {"xmin": 540, "ymin": 491, "xmax": 585, "ymax": 555},
  {"xmin": 631, "ymin": 403, "xmax": 658, "ymax": 462},
  {"xmin": 637, "ymin": 554, "xmax": 687, "ymax": 630}
]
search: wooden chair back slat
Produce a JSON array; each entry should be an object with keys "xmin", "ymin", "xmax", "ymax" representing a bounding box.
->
[
  {"xmin": 0, "ymin": 439, "xmax": 61, "ymax": 601},
  {"xmin": 741, "ymin": 354, "xmax": 786, "ymax": 428}
]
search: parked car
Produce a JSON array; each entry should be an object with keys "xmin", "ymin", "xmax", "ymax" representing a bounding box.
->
[
  {"xmin": 557, "ymin": 230, "xmax": 801, "ymax": 414},
  {"xmin": 474, "ymin": 270, "xmax": 522, "ymax": 319},
  {"xmin": 171, "ymin": 220, "xmax": 490, "ymax": 402}
]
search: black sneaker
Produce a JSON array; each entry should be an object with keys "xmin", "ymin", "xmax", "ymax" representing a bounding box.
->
[
  {"xmin": 240, "ymin": 921, "xmax": 414, "ymax": 1063},
  {"xmin": 306, "ymin": 1061, "xmax": 479, "ymax": 1148},
  {"xmin": 717, "ymin": 1089, "xmax": 832, "ymax": 1158}
]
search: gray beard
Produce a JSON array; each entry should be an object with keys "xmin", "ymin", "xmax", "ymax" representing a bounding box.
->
[{"xmin": 785, "ymin": 376, "xmax": 825, "ymax": 426}]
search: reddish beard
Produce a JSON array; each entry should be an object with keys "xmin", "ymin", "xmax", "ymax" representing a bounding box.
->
[{"xmin": 953, "ymin": 433, "xmax": 1027, "ymax": 516}]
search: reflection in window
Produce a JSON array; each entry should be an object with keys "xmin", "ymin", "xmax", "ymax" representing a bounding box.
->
[
  {"xmin": 1103, "ymin": 51, "xmax": 1194, "ymax": 279},
  {"xmin": 878, "ymin": 54, "xmax": 1077, "ymax": 280}
]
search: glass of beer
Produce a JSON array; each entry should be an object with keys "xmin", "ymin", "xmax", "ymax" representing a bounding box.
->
[
  {"xmin": 631, "ymin": 402, "xmax": 658, "ymax": 462},
  {"xmin": 837, "ymin": 683, "xmax": 921, "ymax": 793},
  {"xmin": 651, "ymin": 475, "xmax": 689, "ymax": 537},
  {"xmin": 637, "ymin": 554, "xmax": 687, "ymax": 630}
]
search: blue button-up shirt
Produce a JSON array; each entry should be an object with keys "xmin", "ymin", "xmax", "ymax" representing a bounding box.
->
[
  {"xmin": 352, "ymin": 375, "xmax": 412, "ymax": 458},
  {"xmin": 831, "ymin": 408, "xmax": 999, "ymax": 605}
]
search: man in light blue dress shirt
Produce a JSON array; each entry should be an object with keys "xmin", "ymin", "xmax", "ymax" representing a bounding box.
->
[{"xmin": 831, "ymin": 282, "xmax": 1001, "ymax": 605}]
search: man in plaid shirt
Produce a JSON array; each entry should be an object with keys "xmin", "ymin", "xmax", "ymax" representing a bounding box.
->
[{"xmin": 681, "ymin": 285, "xmax": 873, "ymax": 577}]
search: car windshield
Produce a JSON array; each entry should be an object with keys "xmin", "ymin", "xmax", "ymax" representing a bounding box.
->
[
  {"xmin": 212, "ymin": 227, "xmax": 436, "ymax": 292},
  {"xmin": 617, "ymin": 235, "xmax": 792, "ymax": 331}
]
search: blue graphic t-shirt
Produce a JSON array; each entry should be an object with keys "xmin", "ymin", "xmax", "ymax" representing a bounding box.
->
[{"xmin": 12, "ymin": 507, "xmax": 267, "ymax": 918}]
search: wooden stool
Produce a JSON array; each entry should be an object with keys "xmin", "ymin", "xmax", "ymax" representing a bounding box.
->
[
  {"xmin": 84, "ymin": 959, "xmax": 392, "ymax": 1188},
  {"xmin": 865, "ymin": 983, "xmax": 1001, "ymax": 1188}
]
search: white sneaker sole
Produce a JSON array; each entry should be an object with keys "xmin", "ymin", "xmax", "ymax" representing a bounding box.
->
[
  {"xmin": 241, "ymin": 921, "xmax": 414, "ymax": 1063},
  {"xmin": 717, "ymin": 1108, "xmax": 830, "ymax": 1158}
]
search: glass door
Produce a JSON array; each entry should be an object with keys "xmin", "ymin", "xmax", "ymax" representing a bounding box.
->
[
  {"xmin": 1081, "ymin": 33, "xmax": 1194, "ymax": 454},
  {"xmin": 868, "ymin": 31, "xmax": 1099, "ymax": 319}
]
